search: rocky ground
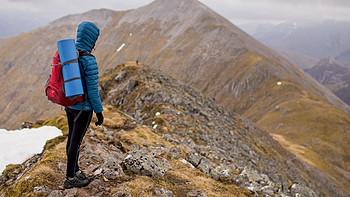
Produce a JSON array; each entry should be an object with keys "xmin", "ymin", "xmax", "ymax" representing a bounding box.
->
[{"xmin": 0, "ymin": 63, "xmax": 343, "ymax": 196}]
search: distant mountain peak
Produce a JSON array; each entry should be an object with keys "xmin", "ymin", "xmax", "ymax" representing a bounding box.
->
[
  {"xmin": 49, "ymin": 8, "xmax": 117, "ymax": 28},
  {"xmin": 315, "ymin": 56, "xmax": 347, "ymax": 70},
  {"xmin": 118, "ymin": 0, "xmax": 225, "ymax": 27},
  {"xmin": 320, "ymin": 56, "xmax": 336, "ymax": 64}
]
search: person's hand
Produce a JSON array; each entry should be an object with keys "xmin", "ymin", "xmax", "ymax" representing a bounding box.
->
[{"xmin": 95, "ymin": 112, "xmax": 104, "ymax": 126}]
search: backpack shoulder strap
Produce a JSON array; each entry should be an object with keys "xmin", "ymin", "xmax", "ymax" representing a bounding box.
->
[{"xmin": 78, "ymin": 50, "xmax": 95, "ymax": 59}]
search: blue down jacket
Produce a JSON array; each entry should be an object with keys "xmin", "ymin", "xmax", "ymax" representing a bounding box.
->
[{"xmin": 68, "ymin": 21, "xmax": 103, "ymax": 114}]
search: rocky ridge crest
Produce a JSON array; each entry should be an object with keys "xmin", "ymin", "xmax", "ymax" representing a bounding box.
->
[{"xmin": 1, "ymin": 63, "xmax": 339, "ymax": 196}]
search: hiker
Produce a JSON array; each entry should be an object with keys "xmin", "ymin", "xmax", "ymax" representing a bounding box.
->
[{"xmin": 64, "ymin": 21, "xmax": 104, "ymax": 189}]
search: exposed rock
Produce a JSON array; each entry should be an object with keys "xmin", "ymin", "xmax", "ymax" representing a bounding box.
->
[
  {"xmin": 63, "ymin": 188, "xmax": 78, "ymax": 197},
  {"xmin": 240, "ymin": 166, "xmax": 269, "ymax": 183},
  {"xmin": 121, "ymin": 148, "xmax": 172, "ymax": 178},
  {"xmin": 112, "ymin": 190, "xmax": 131, "ymax": 197},
  {"xmin": 290, "ymin": 183, "xmax": 317, "ymax": 197},
  {"xmin": 233, "ymin": 174, "xmax": 250, "ymax": 188},
  {"xmin": 153, "ymin": 187, "xmax": 173, "ymax": 197},
  {"xmin": 93, "ymin": 168, "xmax": 103, "ymax": 176},
  {"xmin": 179, "ymin": 158, "xmax": 195, "ymax": 169},
  {"xmin": 260, "ymin": 185, "xmax": 277, "ymax": 196},
  {"xmin": 186, "ymin": 152, "xmax": 202, "ymax": 167},
  {"xmin": 88, "ymin": 179, "xmax": 106, "ymax": 188},
  {"xmin": 210, "ymin": 165, "xmax": 233, "ymax": 182},
  {"xmin": 48, "ymin": 190, "xmax": 63, "ymax": 197},
  {"xmin": 185, "ymin": 152, "xmax": 213, "ymax": 176},
  {"xmin": 186, "ymin": 190, "xmax": 207, "ymax": 197},
  {"xmin": 34, "ymin": 185, "xmax": 51, "ymax": 193},
  {"xmin": 169, "ymin": 146, "xmax": 182, "ymax": 155},
  {"xmin": 102, "ymin": 159, "xmax": 126, "ymax": 180},
  {"xmin": 197, "ymin": 157, "xmax": 212, "ymax": 176}
]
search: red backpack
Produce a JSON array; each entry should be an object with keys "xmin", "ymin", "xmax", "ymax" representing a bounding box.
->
[{"xmin": 45, "ymin": 50, "xmax": 92, "ymax": 106}]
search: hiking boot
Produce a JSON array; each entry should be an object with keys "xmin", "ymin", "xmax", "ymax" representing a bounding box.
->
[
  {"xmin": 75, "ymin": 170, "xmax": 93, "ymax": 181},
  {"xmin": 63, "ymin": 175, "xmax": 90, "ymax": 189}
]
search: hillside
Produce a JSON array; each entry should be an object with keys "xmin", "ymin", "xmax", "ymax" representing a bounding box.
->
[
  {"xmin": 308, "ymin": 57, "xmax": 350, "ymax": 106},
  {"xmin": 0, "ymin": 0, "xmax": 350, "ymax": 195},
  {"xmin": 0, "ymin": 63, "xmax": 342, "ymax": 196}
]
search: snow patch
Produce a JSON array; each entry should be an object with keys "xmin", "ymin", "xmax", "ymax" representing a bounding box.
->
[
  {"xmin": 0, "ymin": 126, "xmax": 62, "ymax": 173},
  {"xmin": 117, "ymin": 43, "xmax": 126, "ymax": 52}
]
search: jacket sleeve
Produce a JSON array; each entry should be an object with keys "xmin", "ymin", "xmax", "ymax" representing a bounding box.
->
[{"xmin": 82, "ymin": 56, "xmax": 103, "ymax": 113}]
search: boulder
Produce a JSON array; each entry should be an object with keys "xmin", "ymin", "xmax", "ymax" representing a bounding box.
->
[
  {"xmin": 112, "ymin": 190, "xmax": 131, "ymax": 197},
  {"xmin": 197, "ymin": 157, "xmax": 212, "ymax": 175},
  {"xmin": 153, "ymin": 187, "xmax": 173, "ymax": 197},
  {"xmin": 48, "ymin": 190, "xmax": 63, "ymax": 197},
  {"xmin": 186, "ymin": 190, "xmax": 207, "ymax": 197},
  {"xmin": 33, "ymin": 186, "xmax": 51, "ymax": 193},
  {"xmin": 102, "ymin": 159, "xmax": 126, "ymax": 180},
  {"xmin": 290, "ymin": 183, "xmax": 317, "ymax": 197},
  {"xmin": 186, "ymin": 152, "xmax": 201, "ymax": 167},
  {"xmin": 122, "ymin": 148, "xmax": 172, "ymax": 178},
  {"xmin": 210, "ymin": 165, "xmax": 233, "ymax": 181}
]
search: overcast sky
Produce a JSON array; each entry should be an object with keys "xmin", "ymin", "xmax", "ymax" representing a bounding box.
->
[{"xmin": 1, "ymin": 0, "xmax": 350, "ymax": 30}]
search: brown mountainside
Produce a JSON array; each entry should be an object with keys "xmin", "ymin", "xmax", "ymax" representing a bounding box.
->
[{"xmin": 0, "ymin": 0, "xmax": 349, "ymax": 195}]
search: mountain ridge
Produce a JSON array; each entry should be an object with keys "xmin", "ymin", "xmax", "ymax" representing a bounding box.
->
[
  {"xmin": 0, "ymin": 63, "xmax": 343, "ymax": 196},
  {"xmin": 252, "ymin": 20, "xmax": 350, "ymax": 60},
  {"xmin": 0, "ymin": 0, "xmax": 349, "ymax": 195}
]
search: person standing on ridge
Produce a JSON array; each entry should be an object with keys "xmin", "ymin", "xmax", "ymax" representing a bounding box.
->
[{"xmin": 64, "ymin": 21, "xmax": 104, "ymax": 189}]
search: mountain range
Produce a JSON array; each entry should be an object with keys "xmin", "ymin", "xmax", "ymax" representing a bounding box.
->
[
  {"xmin": 253, "ymin": 20, "xmax": 350, "ymax": 61},
  {"xmin": 0, "ymin": 0, "xmax": 349, "ymax": 195},
  {"xmin": 251, "ymin": 20, "xmax": 350, "ymax": 112},
  {"xmin": 308, "ymin": 57, "xmax": 350, "ymax": 106}
]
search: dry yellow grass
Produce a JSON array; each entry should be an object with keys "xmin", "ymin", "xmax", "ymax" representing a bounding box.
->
[
  {"xmin": 272, "ymin": 134, "xmax": 316, "ymax": 167},
  {"xmin": 119, "ymin": 126, "xmax": 172, "ymax": 148},
  {"xmin": 115, "ymin": 160, "xmax": 251, "ymax": 197},
  {"xmin": 5, "ymin": 138, "xmax": 67, "ymax": 196}
]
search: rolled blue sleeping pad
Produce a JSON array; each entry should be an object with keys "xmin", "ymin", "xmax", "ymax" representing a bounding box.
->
[{"xmin": 57, "ymin": 39, "xmax": 84, "ymax": 98}]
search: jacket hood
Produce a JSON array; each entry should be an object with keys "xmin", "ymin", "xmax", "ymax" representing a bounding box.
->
[{"xmin": 76, "ymin": 21, "xmax": 100, "ymax": 52}]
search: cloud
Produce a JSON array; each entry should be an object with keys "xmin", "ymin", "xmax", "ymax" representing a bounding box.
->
[
  {"xmin": 0, "ymin": 0, "xmax": 153, "ymax": 20},
  {"xmin": 232, "ymin": 0, "xmax": 350, "ymax": 7},
  {"xmin": 0, "ymin": 0, "xmax": 349, "ymax": 25},
  {"xmin": 199, "ymin": 0, "xmax": 350, "ymax": 24}
]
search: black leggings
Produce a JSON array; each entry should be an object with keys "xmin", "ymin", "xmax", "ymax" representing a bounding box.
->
[{"xmin": 65, "ymin": 107, "xmax": 93, "ymax": 178}]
